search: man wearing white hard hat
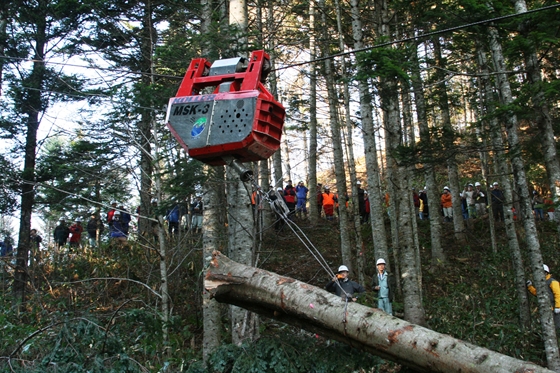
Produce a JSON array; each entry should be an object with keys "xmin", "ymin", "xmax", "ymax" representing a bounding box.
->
[
  {"xmin": 325, "ymin": 265, "xmax": 365, "ymax": 302},
  {"xmin": 527, "ymin": 264, "xmax": 560, "ymax": 329},
  {"xmin": 441, "ymin": 187, "xmax": 453, "ymax": 223},
  {"xmin": 474, "ymin": 182, "xmax": 487, "ymax": 218},
  {"xmin": 372, "ymin": 258, "xmax": 395, "ymax": 315}
]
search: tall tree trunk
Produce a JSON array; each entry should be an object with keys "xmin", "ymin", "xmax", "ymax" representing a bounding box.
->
[
  {"xmin": 227, "ymin": 0, "xmax": 258, "ymax": 345},
  {"xmin": 475, "ymin": 44, "xmax": 531, "ymax": 329},
  {"xmin": 137, "ymin": 1, "xmax": 155, "ymax": 240},
  {"xmin": 14, "ymin": 12, "xmax": 47, "ymax": 304},
  {"xmin": 206, "ymin": 252, "xmax": 554, "ymax": 373},
  {"xmin": 202, "ymin": 166, "xmax": 226, "ymax": 360},
  {"xmin": 320, "ymin": 0, "xmax": 352, "ymax": 270},
  {"xmin": 411, "ymin": 45, "xmax": 445, "ymax": 265},
  {"xmin": 488, "ymin": 21, "xmax": 560, "ymax": 371},
  {"xmin": 227, "ymin": 167, "xmax": 258, "ymax": 344},
  {"xmin": 334, "ymin": 0, "xmax": 365, "ymax": 284},
  {"xmin": 512, "ymin": 0, "xmax": 560, "ymax": 237},
  {"xmin": 349, "ymin": 0, "xmax": 389, "ymax": 264},
  {"xmin": 269, "ymin": 1, "xmax": 283, "ymax": 188},
  {"xmin": 432, "ymin": 39, "xmax": 466, "ymax": 244},
  {"xmin": 307, "ymin": 0, "xmax": 319, "ymax": 225},
  {"xmin": 200, "ymin": 0, "xmax": 225, "ymax": 360},
  {"xmin": 375, "ymin": 0, "xmax": 425, "ymax": 325}
]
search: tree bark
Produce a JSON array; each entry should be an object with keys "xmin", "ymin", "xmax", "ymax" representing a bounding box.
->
[
  {"xmin": 226, "ymin": 166, "xmax": 258, "ymax": 344},
  {"xmin": 475, "ymin": 44, "xmax": 530, "ymax": 330},
  {"xmin": 349, "ymin": 0, "xmax": 389, "ymax": 264},
  {"xmin": 205, "ymin": 252, "xmax": 554, "ymax": 373},
  {"xmin": 374, "ymin": 0, "xmax": 425, "ymax": 325},
  {"xmin": 320, "ymin": 0, "xmax": 352, "ymax": 269},
  {"xmin": 432, "ymin": 39, "xmax": 467, "ymax": 244},
  {"xmin": 412, "ymin": 44, "xmax": 444, "ymax": 265},
  {"xmin": 202, "ymin": 166, "xmax": 226, "ymax": 361},
  {"xmin": 14, "ymin": 7, "xmax": 47, "ymax": 304},
  {"xmin": 488, "ymin": 21, "xmax": 560, "ymax": 371},
  {"xmin": 307, "ymin": 0, "xmax": 319, "ymax": 225},
  {"xmin": 512, "ymin": 0, "xmax": 560, "ymax": 238},
  {"xmin": 333, "ymin": 0, "xmax": 365, "ymax": 284}
]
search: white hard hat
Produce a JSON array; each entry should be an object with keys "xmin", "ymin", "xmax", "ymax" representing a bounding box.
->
[
  {"xmin": 277, "ymin": 187, "xmax": 283, "ymax": 191},
  {"xmin": 151, "ymin": 198, "xmax": 157, "ymax": 203},
  {"xmin": 357, "ymin": 181, "xmax": 361, "ymax": 185},
  {"xmin": 443, "ymin": 186, "xmax": 450, "ymax": 191},
  {"xmin": 376, "ymin": 258, "xmax": 386, "ymax": 265},
  {"xmin": 544, "ymin": 264, "xmax": 550, "ymax": 273},
  {"xmin": 493, "ymin": 182, "xmax": 498, "ymax": 186},
  {"xmin": 468, "ymin": 183, "xmax": 474, "ymax": 187},
  {"xmin": 75, "ymin": 218, "xmax": 82, "ymax": 222},
  {"xmin": 114, "ymin": 210, "xmax": 121, "ymax": 215},
  {"xmin": 324, "ymin": 185, "xmax": 330, "ymax": 190},
  {"xmin": 337, "ymin": 265, "xmax": 349, "ymax": 273},
  {"xmin": 475, "ymin": 182, "xmax": 481, "ymax": 187},
  {"xmin": 110, "ymin": 200, "xmax": 117, "ymax": 205}
]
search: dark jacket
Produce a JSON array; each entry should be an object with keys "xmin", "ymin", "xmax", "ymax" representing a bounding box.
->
[
  {"xmin": 53, "ymin": 224, "xmax": 70, "ymax": 244},
  {"xmin": 87, "ymin": 218, "xmax": 105, "ymax": 238},
  {"xmin": 372, "ymin": 271, "xmax": 396, "ymax": 302},
  {"xmin": 325, "ymin": 278, "xmax": 365, "ymax": 300}
]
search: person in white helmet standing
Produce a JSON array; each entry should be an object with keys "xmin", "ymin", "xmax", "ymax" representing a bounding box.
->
[
  {"xmin": 325, "ymin": 265, "xmax": 365, "ymax": 302},
  {"xmin": 441, "ymin": 186, "xmax": 453, "ymax": 223},
  {"xmin": 527, "ymin": 264, "xmax": 560, "ymax": 329},
  {"xmin": 372, "ymin": 258, "xmax": 395, "ymax": 315},
  {"xmin": 474, "ymin": 182, "xmax": 487, "ymax": 218}
]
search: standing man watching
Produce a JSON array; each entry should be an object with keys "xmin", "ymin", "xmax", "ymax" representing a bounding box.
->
[
  {"xmin": 491, "ymin": 182, "xmax": 505, "ymax": 222},
  {"xmin": 372, "ymin": 258, "xmax": 395, "ymax": 315},
  {"xmin": 295, "ymin": 181, "xmax": 309, "ymax": 218},
  {"xmin": 325, "ymin": 265, "xmax": 365, "ymax": 302},
  {"xmin": 527, "ymin": 264, "xmax": 560, "ymax": 329}
]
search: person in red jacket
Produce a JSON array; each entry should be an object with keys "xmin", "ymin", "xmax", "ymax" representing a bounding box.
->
[
  {"xmin": 284, "ymin": 180, "xmax": 297, "ymax": 219},
  {"xmin": 69, "ymin": 218, "xmax": 84, "ymax": 249},
  {"xmin": 107, "ymin": 200, "xmax": 118, "ymax": 226},
  {"xmin": 441, "ymin": 186, "xmax": 453, "ymax": 223}
]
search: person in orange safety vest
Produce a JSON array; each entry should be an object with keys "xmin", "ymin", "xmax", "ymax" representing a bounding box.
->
[{"xmin": 322, "ymin": 186, "xmax": 338, "ymax": 221}]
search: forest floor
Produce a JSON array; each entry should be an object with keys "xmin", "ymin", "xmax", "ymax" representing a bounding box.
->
[{"xmin": 1, "ymin": 214, "xmax": 559, "ymax": 372}]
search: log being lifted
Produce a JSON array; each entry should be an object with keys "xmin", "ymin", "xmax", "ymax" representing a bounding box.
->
[{"xmin": 205, "ymin": 251, "xmax": 552, "ymax": 373}]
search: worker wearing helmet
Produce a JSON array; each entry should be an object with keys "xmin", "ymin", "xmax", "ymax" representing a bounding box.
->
[
  {"xmin": 109, "ymin": 210, "xmax": 129, "ymax": 247},
  {"xmin": 461, "ymin": 183, "xmax": 476, "ymax": 219},
  {"xmin": 441, "ymin": 187, "xmax": 453, "ymax": 223},
  {"xmin": 53, "ymin": 218, "xmax": 70, "ymax": 249},
  {"xmin": 322, "ymin": 186, "xmax": 338, "ymax": 221},
  {"xmin": 372, "ymin": 258, "xmax": 395, "ymax": 315},
  {"xmin": 527, "ymin": 264, "xmax": 560, "ymax": 329},
  {"xmin": 474, "ymin": 182, "xmax": 487, "ymax": 217},
  {"xmin": 325, "ymin": 265, "xmax": 365, "ymax": 302}
]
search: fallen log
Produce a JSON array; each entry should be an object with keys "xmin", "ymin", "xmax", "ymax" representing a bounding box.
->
[{"xmin": 205, "ymin": 251, "xmax": 553, "ymax": 373}]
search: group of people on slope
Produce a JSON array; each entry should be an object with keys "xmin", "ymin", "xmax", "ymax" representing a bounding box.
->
[
  {"xmin": 415, "ymin": 181, "xmax": 508, "ymax": 222},
  {"xmin": 325, "ymin": 258, "xmax": 395, "ymax": 316},
  {"xmin": 315, "ymin": 181, "xmax": 370, "ymax": 223}
]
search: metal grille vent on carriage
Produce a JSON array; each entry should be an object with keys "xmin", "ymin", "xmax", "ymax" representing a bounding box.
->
[{"xmin": 166, "ymin": 51, "xmax": 285, "ymax": 166}]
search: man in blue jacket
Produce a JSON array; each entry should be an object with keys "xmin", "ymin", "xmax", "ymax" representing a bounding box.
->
[{"xmin": 295, "ymin": 181, "xmax": 309, "ymax": 218}]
